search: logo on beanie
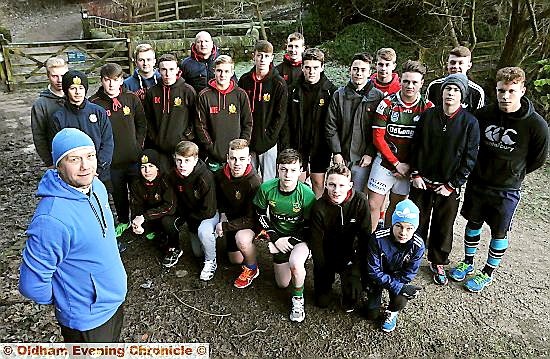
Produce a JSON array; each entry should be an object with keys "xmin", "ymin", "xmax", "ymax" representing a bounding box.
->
[
  {"xmin": 123, "ymin": 106, "xmax": 131, "ymax": 116},
  {"xmin": 89, "ymin": 114, "xmax": 98, "ymax": 123},
  {"xmin": 174, "ymin": 97, "xmax": 182, "ymax": 106},
  {"xmin": 141, "ymin": 155, "xmax": 149, "ymax": 164},
  {"xmin": 73, "ymin": 77, "xmax": 82, "ymax": 85},
  {"xmin": 395, "ymin": 207, "xmax": 417, "ymax": 220},
  {"xmin": 229, "ymin": 104, "xmax": 237, "ymax": 114}
]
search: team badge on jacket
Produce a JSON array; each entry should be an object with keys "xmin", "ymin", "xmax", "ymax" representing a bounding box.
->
[
  {"xmin": 263, "ymin": 93, "xmax": 271, "ymax": 102},
  {"xmin": 319, "ymin": 99, "xmax": 325, "ymax": 106},
  {"xmin": 174, "ymin": 97, "xmax": 182, "ymax": 106},
  {"xmin": 155, "ymin": 193, "xmax": 160, "ymax": 201},
  {"xmin": 123, "ymin": 106, "xmax": 131, "ymax": 116},
  {"xmin": 229, "ymin": 104, "xmax": 237, "ymax": 114},
  {"xmin": 194, "ymin": 189, "xmax": 200, "ymax": 199},
  {"xmin": 235, "ymin": 190, "xmax": 241, "ymax": 200},
  {"xmin": 89, "ymin": 114, "xmax": 98, "ymax": 123}
]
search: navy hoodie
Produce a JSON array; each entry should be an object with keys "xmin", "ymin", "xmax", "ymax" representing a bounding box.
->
[
  {"xmin": 19, "ymin": 170, "xmax": 127, "ymax": 331},
  {"xmin": 31, "ymin": 88, "xmax": 65, "ymax": 166}
]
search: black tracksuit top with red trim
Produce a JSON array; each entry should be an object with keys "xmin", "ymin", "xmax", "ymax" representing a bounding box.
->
[
  {"xmin": 166, "ymin": 159, "xmax": 217, "ymax": 223},
  {"xmin": 275, "ymin": 54, "xmax": 303, "ymax": 86},
  {"xmin": 196, "ymin": 79, "xmax": 253, "ymax": 163},
  {"xmin": 238, "ymin": 67, "xmax": 288, "ymax": 154},
  {"xmin": 129, "ymin": 174, "xmax": 176, "ymax": 222},
  {"xmin": 90, "ymin": 87, "xmax": 147, "ymax": 167},
  {"xmin": 214, "ymin": 163, "xmax": 261, "ymax": 233},
  {"xmin": 144, "ymin": 78, "xmax": 196, "ymax": 155}
]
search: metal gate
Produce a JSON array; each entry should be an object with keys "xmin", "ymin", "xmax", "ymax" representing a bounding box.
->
[{"xmin": 0, "ymin": 36, "xmax": 131, "ymax": 92}]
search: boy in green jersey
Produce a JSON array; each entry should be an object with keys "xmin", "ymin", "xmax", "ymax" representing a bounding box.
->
[{"xmin": 253, "ymin": 149, "xmax": 316, "ymax": 322}]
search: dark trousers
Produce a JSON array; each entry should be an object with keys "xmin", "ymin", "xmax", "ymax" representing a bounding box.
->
[
  {"xmin": 314, "ymin": 263, "xmax": 356, "ymax": 306},
  {"xmin": 366, "ymin": 285, "xmax": 408, "ymax": 312},
  {"xmin": 111, "ymin": 164, "xmax": 139, "ymax": 224},
  {"xmin": 409, "ymin": 186, "xmax": 460, "ymax": 265},
  {"xmin": 60, "ymin": 305, "xmax": 123, "ymax": 343},
  {"xmin": 145, "ymin": 216, "xmax": 180, "ymax": 248}
]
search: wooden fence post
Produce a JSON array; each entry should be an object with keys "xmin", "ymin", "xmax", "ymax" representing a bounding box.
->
[
  {"xmin": 0, "ymin": 35, "xmax": 8, "ymax": 86},
  {"xmin": 155, "ymin": 0, "xmax": 159, "ymax": 21},
  {"xmin": 175, "ymin": 0, "xmax": 179, "ymax": 20}
]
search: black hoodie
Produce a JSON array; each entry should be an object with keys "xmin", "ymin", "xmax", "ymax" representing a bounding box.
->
[
  {"xmin": 167, "ymin": 159, "xmax": 217, "ymax": 223},
  {"xmin": 471, "ymin": 97, "xmax": 549, "ymax": 191},
  {"xmin": 144, "ymin": 77, "xmax": 196, "ymax": 155},
  {"xmin": 31, "ymin": 88, "xmax": 65, "ymax": 166},
  {"xmin": 238, "ymin": 67, "xmax": 288, "ymax": 154},
  {"xmin": 214, "ymin": 163, "xmax": 261, "ymax": 232}
]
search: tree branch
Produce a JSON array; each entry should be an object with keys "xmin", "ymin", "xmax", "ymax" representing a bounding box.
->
[
  {"xmin": 469, "ymin": 0, "xmax": 477, "ymax": 51},
  {"xmin": 351, "ymin": 0, "xmax": 424, "ymax": 49},
  {"xmin": 526, "ymin": 0, "xmax": 539, "ymax": 38}
]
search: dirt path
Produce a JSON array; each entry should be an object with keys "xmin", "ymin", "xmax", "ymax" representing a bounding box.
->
[{"xmin": 1, "ymin": 2, "xmax": 550, "ymax": 357}]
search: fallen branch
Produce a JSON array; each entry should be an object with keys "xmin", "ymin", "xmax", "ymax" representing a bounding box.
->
[
  {"xmin": 170, "ymin": 292, "xmax": 231, "ymax": 318},
  {"xmin": 0, "ymin": 299, "xmax": 32, "ymax": 306},
  {"xmin": 231, "ymin": 327, "xmax": 268, "ymax": 338}
]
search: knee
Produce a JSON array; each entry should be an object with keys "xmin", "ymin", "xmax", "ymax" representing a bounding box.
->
[{"xmin": 235, "ymin": 230, "xmax": 254, "ymax": 248}]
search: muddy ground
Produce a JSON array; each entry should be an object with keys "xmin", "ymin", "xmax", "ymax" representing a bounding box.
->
[{"xmin": 1, "ymin": 1, "xmax": 549, "ymax": 358}]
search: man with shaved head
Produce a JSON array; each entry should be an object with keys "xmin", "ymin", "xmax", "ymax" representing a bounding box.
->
[{"xmin": 180, "ymin": 31, "xmax": 221, "ymax": 93}]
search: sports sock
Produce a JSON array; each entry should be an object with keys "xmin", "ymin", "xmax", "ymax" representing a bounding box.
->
[
  {"xmin": 245, "ymin": 263, "xmax": 257, "ymax": 270},
  {"xmin": 464, "ymin": 227, "xmax": 482, "ymax": 265},
  {"xmin": 292, "ymin": 286, "xmax": 304, "ymax": 297},
  {"xmin": 482, "ymin": 237, "xmax": 509, "ymax": 277}
]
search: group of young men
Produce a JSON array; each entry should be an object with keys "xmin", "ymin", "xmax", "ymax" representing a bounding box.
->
[{"xmin": 20, "ymin": 29, "xmax": 549, "ymax": 342}]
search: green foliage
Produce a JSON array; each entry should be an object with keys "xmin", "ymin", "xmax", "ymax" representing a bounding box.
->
[
  {"xmin": 533, "ymin": 59, "xmax": 550, "ymax": 119},
  {"xmin": 320, "ymin": 22, "xmax": 417, "ymax": 65}
]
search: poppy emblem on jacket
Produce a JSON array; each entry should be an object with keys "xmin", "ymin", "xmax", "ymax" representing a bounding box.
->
[
  {"xmin": 174, "ymin": 97, "xmax": 182, "ymax": 106},
  {"xmin": 194, "ymin": 189, "xmax": 200, "ymax": 199},
  {"xmin": 235, "ymin": 190, "xmax": 241, "ymax": 200},
  {"xmin": 319, "ymin": 99, "xmax": 325, "ymax": 106},
  {"xmin": 263, "ymin": 93, "xmax": 271, "ymax": 102},
  {"xmin": 292, "ymin": 202, "xmax": 301, "ymax": 213},
  {"xmin": 89, "ymin": 114, "xmax": 98, "ymax": 123},
  {"xmin": 123, "ymin": 106, "xmax": 131, "ymax": 116},
  {"xmin": 228, "ymin": 104, "xmax": 237, "ymax": 114},
  {"xmin": 141, "ymin": 155, "xmax": 149, "ymax": 164},
  {"xmin": 72, "ymin": 77, "xmax": 81, "ymax": 85}
]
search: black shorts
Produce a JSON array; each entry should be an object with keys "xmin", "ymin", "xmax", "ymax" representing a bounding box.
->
[
  {"xmin": 272, "ymin": 237, "xmax": 302, "ymax": 264},
  {"xmin": 461, "ymin": 184, "xmax": 520, "ymax": 235},
  {"xmin": 304, "ymin": 150, "xmax": 331, "ymax": 174}
]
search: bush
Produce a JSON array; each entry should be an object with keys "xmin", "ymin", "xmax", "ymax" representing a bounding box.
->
[
  {"xmin": 533, "ymin": 59, "xmax": 550, "ymax": 120},
  {"xmin": 320, "ymin": 22, "xmax": 418, "ymax": 66}
]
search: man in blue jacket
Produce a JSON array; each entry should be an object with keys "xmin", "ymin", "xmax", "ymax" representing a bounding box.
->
[{"xmin": 19, "ymin": 128, "xmax": 127, "ymax": 342}]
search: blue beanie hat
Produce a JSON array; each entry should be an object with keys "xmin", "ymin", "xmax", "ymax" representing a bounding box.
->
[
  {"xmin": 391, "ymin": 199, "xmax": 420, "ymax": 229},
  {"xmin": 52, "ymin": 128, "xmax": 95, "ymax": 166}
]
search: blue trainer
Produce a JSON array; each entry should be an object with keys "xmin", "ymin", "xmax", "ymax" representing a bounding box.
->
[
  {"xmin": 464, "ymin": 271, "xmax": 492, "ymax": 293},
  {"xmin": 449, "ymin": 261, "xmax": 474, "ymax": 282},
  {"xmin": 381, "ymin": 310, "xmax": 398, "ymax": 332}
]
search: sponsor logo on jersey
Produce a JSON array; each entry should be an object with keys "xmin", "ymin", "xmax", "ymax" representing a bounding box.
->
[
  {"xmin": 390, "ymin": 111, "xmax": 399, "ymax": 122},
  {"xmin": 484, "ymin": 125, "xmax": 517, "ymax": 152},
  {"xmin": 387, "ymin": 124, "xmax": 416, "ymax": 138},
  {"xmin": 292, "ymin": 202, "xmax": 302, "ymax": 213}
]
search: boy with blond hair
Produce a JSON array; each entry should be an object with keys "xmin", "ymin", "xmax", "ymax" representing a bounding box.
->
[{"xmin": 370, "ymin": 48, "xmax": 400, "ymax": 96}]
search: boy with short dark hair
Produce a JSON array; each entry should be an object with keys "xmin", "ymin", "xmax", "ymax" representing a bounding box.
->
[
  {"xmin": 215, "ymin": 139, "xmax": 262, "ymax": 288},
  {"xmin": 129, "ymin": 149, "xmax": 177, "ymax": 251},
  {"xmin": 196, "ymin": 55, "xmax": 253, "ymax": 171},
  {"xmin": 145, "ymin": 54, "xmax": 196, "ymax": 171},
  {"xmin": 166, "ymin": 141, "xmax": 219, "ymax": 279},
  {"xmin": 368, "ymin": 60, "xmax": 434, "ymax": 231},
  {"xmin": 310, "ymin": 164, "xmax": 371, "ymax": 311},
  {"xmin": 253, "ymin": 149, "xmax": 316, "ymax": 322},
  {"xmin": 238, "ymin": 40, "xmax": 288, "ymax": 182},
  {"xmin": 90, "ymin": 63, "xmax": 147, "ymax": 233},
  {"xmin": 409, "ymin": 73, "xmax": 480, "ymax": 285},
  {"xmin": 362, "ymin": 199, "xmax": 424, "ymax": 333},
  {"xmin": 286, "ymin": 47, "xmax": 337, "ymax": 197}
]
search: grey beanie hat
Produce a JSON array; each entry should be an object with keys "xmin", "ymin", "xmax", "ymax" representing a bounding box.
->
[{"xmin": 441, "ymin": 73, "xmax": 469, "ymax": 102}]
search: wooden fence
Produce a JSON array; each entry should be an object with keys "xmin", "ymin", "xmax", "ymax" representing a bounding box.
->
[{"xmin": 0, "ymin": 36, "xmax": 130, "ymax": 92}]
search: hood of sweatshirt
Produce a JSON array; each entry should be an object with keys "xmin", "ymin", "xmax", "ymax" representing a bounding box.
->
[
  {"xmin": 39, "ymin": 87, "xmax": 64, "ymax": 100},
  {"xmin": 222, "ymin": 162, "xmax": 253, "ymax": 180},
  {"xmin": 207, "ymin": 78, "xmax": 236, "ymax": 110},
  {"xmin": 191, "ymin": 43, "xmax": 218, "ymax": 62},
  {"xmin": 283, "ymin": 53, "xmax": 302, "ymax": 67}
]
